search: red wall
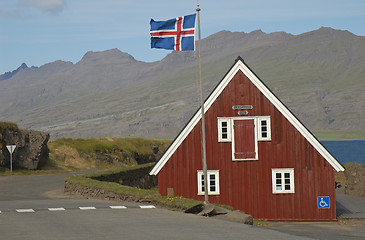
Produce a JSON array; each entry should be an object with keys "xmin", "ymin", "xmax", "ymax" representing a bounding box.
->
[{"xmin": 158, "ymin": 70, "xmax": 337, "ymax": 220}]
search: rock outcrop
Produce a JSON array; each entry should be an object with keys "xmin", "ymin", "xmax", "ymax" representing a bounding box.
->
[{"xmin": 0, "ymin": 122, "xmax": 49, "ymax": 170}]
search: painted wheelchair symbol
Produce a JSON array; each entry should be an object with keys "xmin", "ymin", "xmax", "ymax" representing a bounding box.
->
[
  {"xmin": 319, "ymin": 198, "xmax": 328, "ymax": 207},
  {"xmin": 317, "ymin": 196, "xmax": 330, "ymax": 209}
]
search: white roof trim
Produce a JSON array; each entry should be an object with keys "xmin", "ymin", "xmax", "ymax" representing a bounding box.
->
[{"xmin": 150, "ymin": 58, "xmax": 344, "ymax": 175}]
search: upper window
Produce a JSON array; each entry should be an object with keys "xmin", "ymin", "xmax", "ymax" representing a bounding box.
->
[
  {"xmin": 257, "ymin": 117, "xmax": 271, "ymax": 141},
  {"xmin": 218, "ymin": 117, "xmax": 271, "ymax": 142},
  {"xmin": 218, "ymin": 118, "xmax": 231, "ymax": 142},
  {"xmin": 197, "ymin": 170, "xmax": 220, "ymax": 195},
  {"xmin": 272, "ymin": 168, "xmax": 295, "ymax": 194}
]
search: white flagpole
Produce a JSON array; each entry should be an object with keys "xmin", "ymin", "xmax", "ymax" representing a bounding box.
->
[{"xmin": 196, "ymin": 1, "xmax": 208, "ymax": 204}]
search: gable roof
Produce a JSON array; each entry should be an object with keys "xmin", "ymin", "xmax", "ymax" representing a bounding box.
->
[{"xmin": 150, "ymin": 57, "xmax": 344, "ymax": 175}]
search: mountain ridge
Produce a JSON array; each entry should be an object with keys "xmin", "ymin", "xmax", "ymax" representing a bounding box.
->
[
  {"xmin": 0, "ymin": 63, "xmax": 29, "ymax": 81},
  {"xmin": 1, "ymin": 27, "xmax": 365, "ymax": 140}
]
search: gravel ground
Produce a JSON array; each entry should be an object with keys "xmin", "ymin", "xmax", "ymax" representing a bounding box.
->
[{"xmin": 268, "ymin": 219, "xmax": 365, "ymax": 240}]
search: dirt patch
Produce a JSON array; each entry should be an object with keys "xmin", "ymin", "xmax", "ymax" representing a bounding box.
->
[
  {"xmin": 54, "ymin": 146, "xmax": 94, "ymax": 170},
  {"xmin": 44, "ymin": 188, "xmax": 71, "ymax": 199},
  {"xmin": 344, "ymin": 163, "xmax": 365, "ymax": 197},
  {"xmin": 338, "ymin": 218, "xmax": 365, "ymax": 226}
]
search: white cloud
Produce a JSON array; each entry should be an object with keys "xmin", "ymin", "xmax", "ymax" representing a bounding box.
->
[{"xmin": 18, "ymin": 0, "xmax": 66, "ymax": 13}]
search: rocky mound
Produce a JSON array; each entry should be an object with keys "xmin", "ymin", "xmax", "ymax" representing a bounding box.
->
[
  {"xmin": 344, "ymin": 163, "xmax": 365, "ymax": 197},
  {"xmin": 0, "ymin": 122, "xmax": 49, "ymax": 170}
]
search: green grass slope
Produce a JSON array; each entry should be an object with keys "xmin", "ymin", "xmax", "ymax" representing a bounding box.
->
[{"xmin": 47, "ymin": 138, "xmax": 171, "ymax": 171}]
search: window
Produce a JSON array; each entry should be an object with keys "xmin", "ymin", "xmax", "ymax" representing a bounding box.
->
[
  {"xmin": 218, "ymin": 118, "xmax": 231, "ymax": 142},
  {"xmin": 272, "ymin": 168, "xmax": 295, "ymax": 194},
  {"xmin": 257, "ymin": 117, "xmax": 271, "ymax": 141},
  {"xmin": 197, "ymin": 170, "xmax": 220, "ymax": 195},
  {"xmin": 219, "ymin": 116, "xmax": 271, "ymax": 142}
]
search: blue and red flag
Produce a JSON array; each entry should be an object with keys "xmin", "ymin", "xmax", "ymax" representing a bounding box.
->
[{"xmin": 150, "ymin": 14, "xmax": 196, "ymax": 51}]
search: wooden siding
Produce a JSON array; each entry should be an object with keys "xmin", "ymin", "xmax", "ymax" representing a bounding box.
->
[{"xmin": 158, "ymin": 70, "xmax": 337, "ymax": 220}]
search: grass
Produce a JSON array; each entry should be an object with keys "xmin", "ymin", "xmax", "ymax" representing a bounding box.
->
[
  {"xmin": 65, "ymin": 163, "xmax": 202, "ymax": 211},
  {"xmin": 49, "ymin": 137, "xmax": 170, "ymax": 157},
  {"xmin": 253, "ymin": 220, "xmax": 271, "ymax": 227},
  {"xmin": 314, "ymin": 130, "xmax": 365, "ymax": 140},
  {"xmin": 0, "ymin": 121, "xmax": 18, "ymax": 132},
  {"xmin": 66, "ymin": 162, "xmax": 236, "ymax": 212},
  {"xmin": 47, "ymin": 137, "xmax": 171, "ymax": 172},
  {"xmin": 0, "ymin": 137, "xmax": 171, "ymax": 176},
  {"xmin": 1, "ymin": 137, "xmax": 202, "ymax": 211}
]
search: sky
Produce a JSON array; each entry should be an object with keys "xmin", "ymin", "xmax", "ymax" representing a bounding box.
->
[{"xmin": 1, "ymin": 0, "xmax": 365, "ymax": 74}]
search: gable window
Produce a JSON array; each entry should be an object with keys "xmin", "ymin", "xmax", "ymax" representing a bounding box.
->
[
  {"xmin": 197, "ymin": 170, "xmax": 220, "ymax": 195},
  {"xmin": 272, "ymin": 168, "xmax": 295, "ymax": 194},
  {"xmin": 218, "ymin": 118, "xmax": 231, "ymax": 142},
  {"xmin": 257, "ymin": 117, "xmax": 271, "ymax": 141}
]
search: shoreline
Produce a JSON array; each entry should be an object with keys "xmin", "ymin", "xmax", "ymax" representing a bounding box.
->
[{"xmin": 320, "ymin": 139, "xmax": 365, "ymax": 141}]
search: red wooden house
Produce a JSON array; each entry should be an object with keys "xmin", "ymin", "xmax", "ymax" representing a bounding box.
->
[{"xmin": 150, "ymin": 57, "xmax": 344, "ymax": 221}]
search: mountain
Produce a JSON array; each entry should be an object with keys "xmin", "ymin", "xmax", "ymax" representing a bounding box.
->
[
  {"xmin": 1, "ymin": 27, "xmax": 365, "ymax": 140},
  {"xmin": 0, "ymin": 63, "xmax": 29, "ymax": 81}
]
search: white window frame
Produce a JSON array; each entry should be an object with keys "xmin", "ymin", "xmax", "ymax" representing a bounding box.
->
[
  {"xmin": 217, "ymin": 118, "xmax": 232, "ymax": 142},
  {"xmin": 272, "ymin": 168, "xmax": 295, "ymax": 194},
  {"xmin": 257, "ymin": 116, "xmax": 271, "ymax": 141},
  {"xmin": 197, "ymin": 170, "xmax": 220, "ymax": 195}
]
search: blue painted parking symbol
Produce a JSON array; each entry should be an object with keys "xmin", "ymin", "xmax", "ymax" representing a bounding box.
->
[{"xmin": 318, "ymin": 196, "xmax": 330, "ymax": 209}]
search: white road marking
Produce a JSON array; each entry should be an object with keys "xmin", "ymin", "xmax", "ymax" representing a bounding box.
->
[
  {"xmin": 109, "ymin": 206, "xmax": 127, "ymax": 209},
  {"xmin": 79, "ymin": 207, "xmax": 96, "ymax": 210},
  {"xmin": 16, "ymin": 209, "xmax": 35, "ymax": 213},
  {"xmin": 7, "ymin": 205, "xmax": 156, "ymax": 214},
  {"xmin": 48, "ymin": 208, "xmax": 66, "ymax": 211},
  {"xmin": 139, "ymin": 205, "xmax": 156, "ymax": 209}
]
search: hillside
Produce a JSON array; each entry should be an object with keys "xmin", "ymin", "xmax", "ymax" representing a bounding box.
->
[
  {"xmin": 47, "ymin": 138, "xmax": 170, "ymax": 171},
  {"xmin": 0, "ymin": 27, "xmax": 365, "ymax": 140}
]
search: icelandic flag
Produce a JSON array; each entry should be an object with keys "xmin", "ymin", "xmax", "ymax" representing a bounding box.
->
[{"xmin": 150, "ymin": 14, "xmax": 196, "ymax": 51}]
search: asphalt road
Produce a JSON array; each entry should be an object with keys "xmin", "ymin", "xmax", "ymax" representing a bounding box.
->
[
  {"xmin": 0, "ymin": 172, "xmax": 317, "ymax": 240},
  {"xmin": 268, "ymin": 220, "xmax": 365, "ymax": 240},
  {"xmin": 1, "ymin": 173, "xmax": 365, "ymax": 240}
]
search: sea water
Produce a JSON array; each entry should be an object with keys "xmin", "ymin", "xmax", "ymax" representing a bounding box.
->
[{"xmin": 321, "ymin": 140, "xmax": 365, "ymax": 165}]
